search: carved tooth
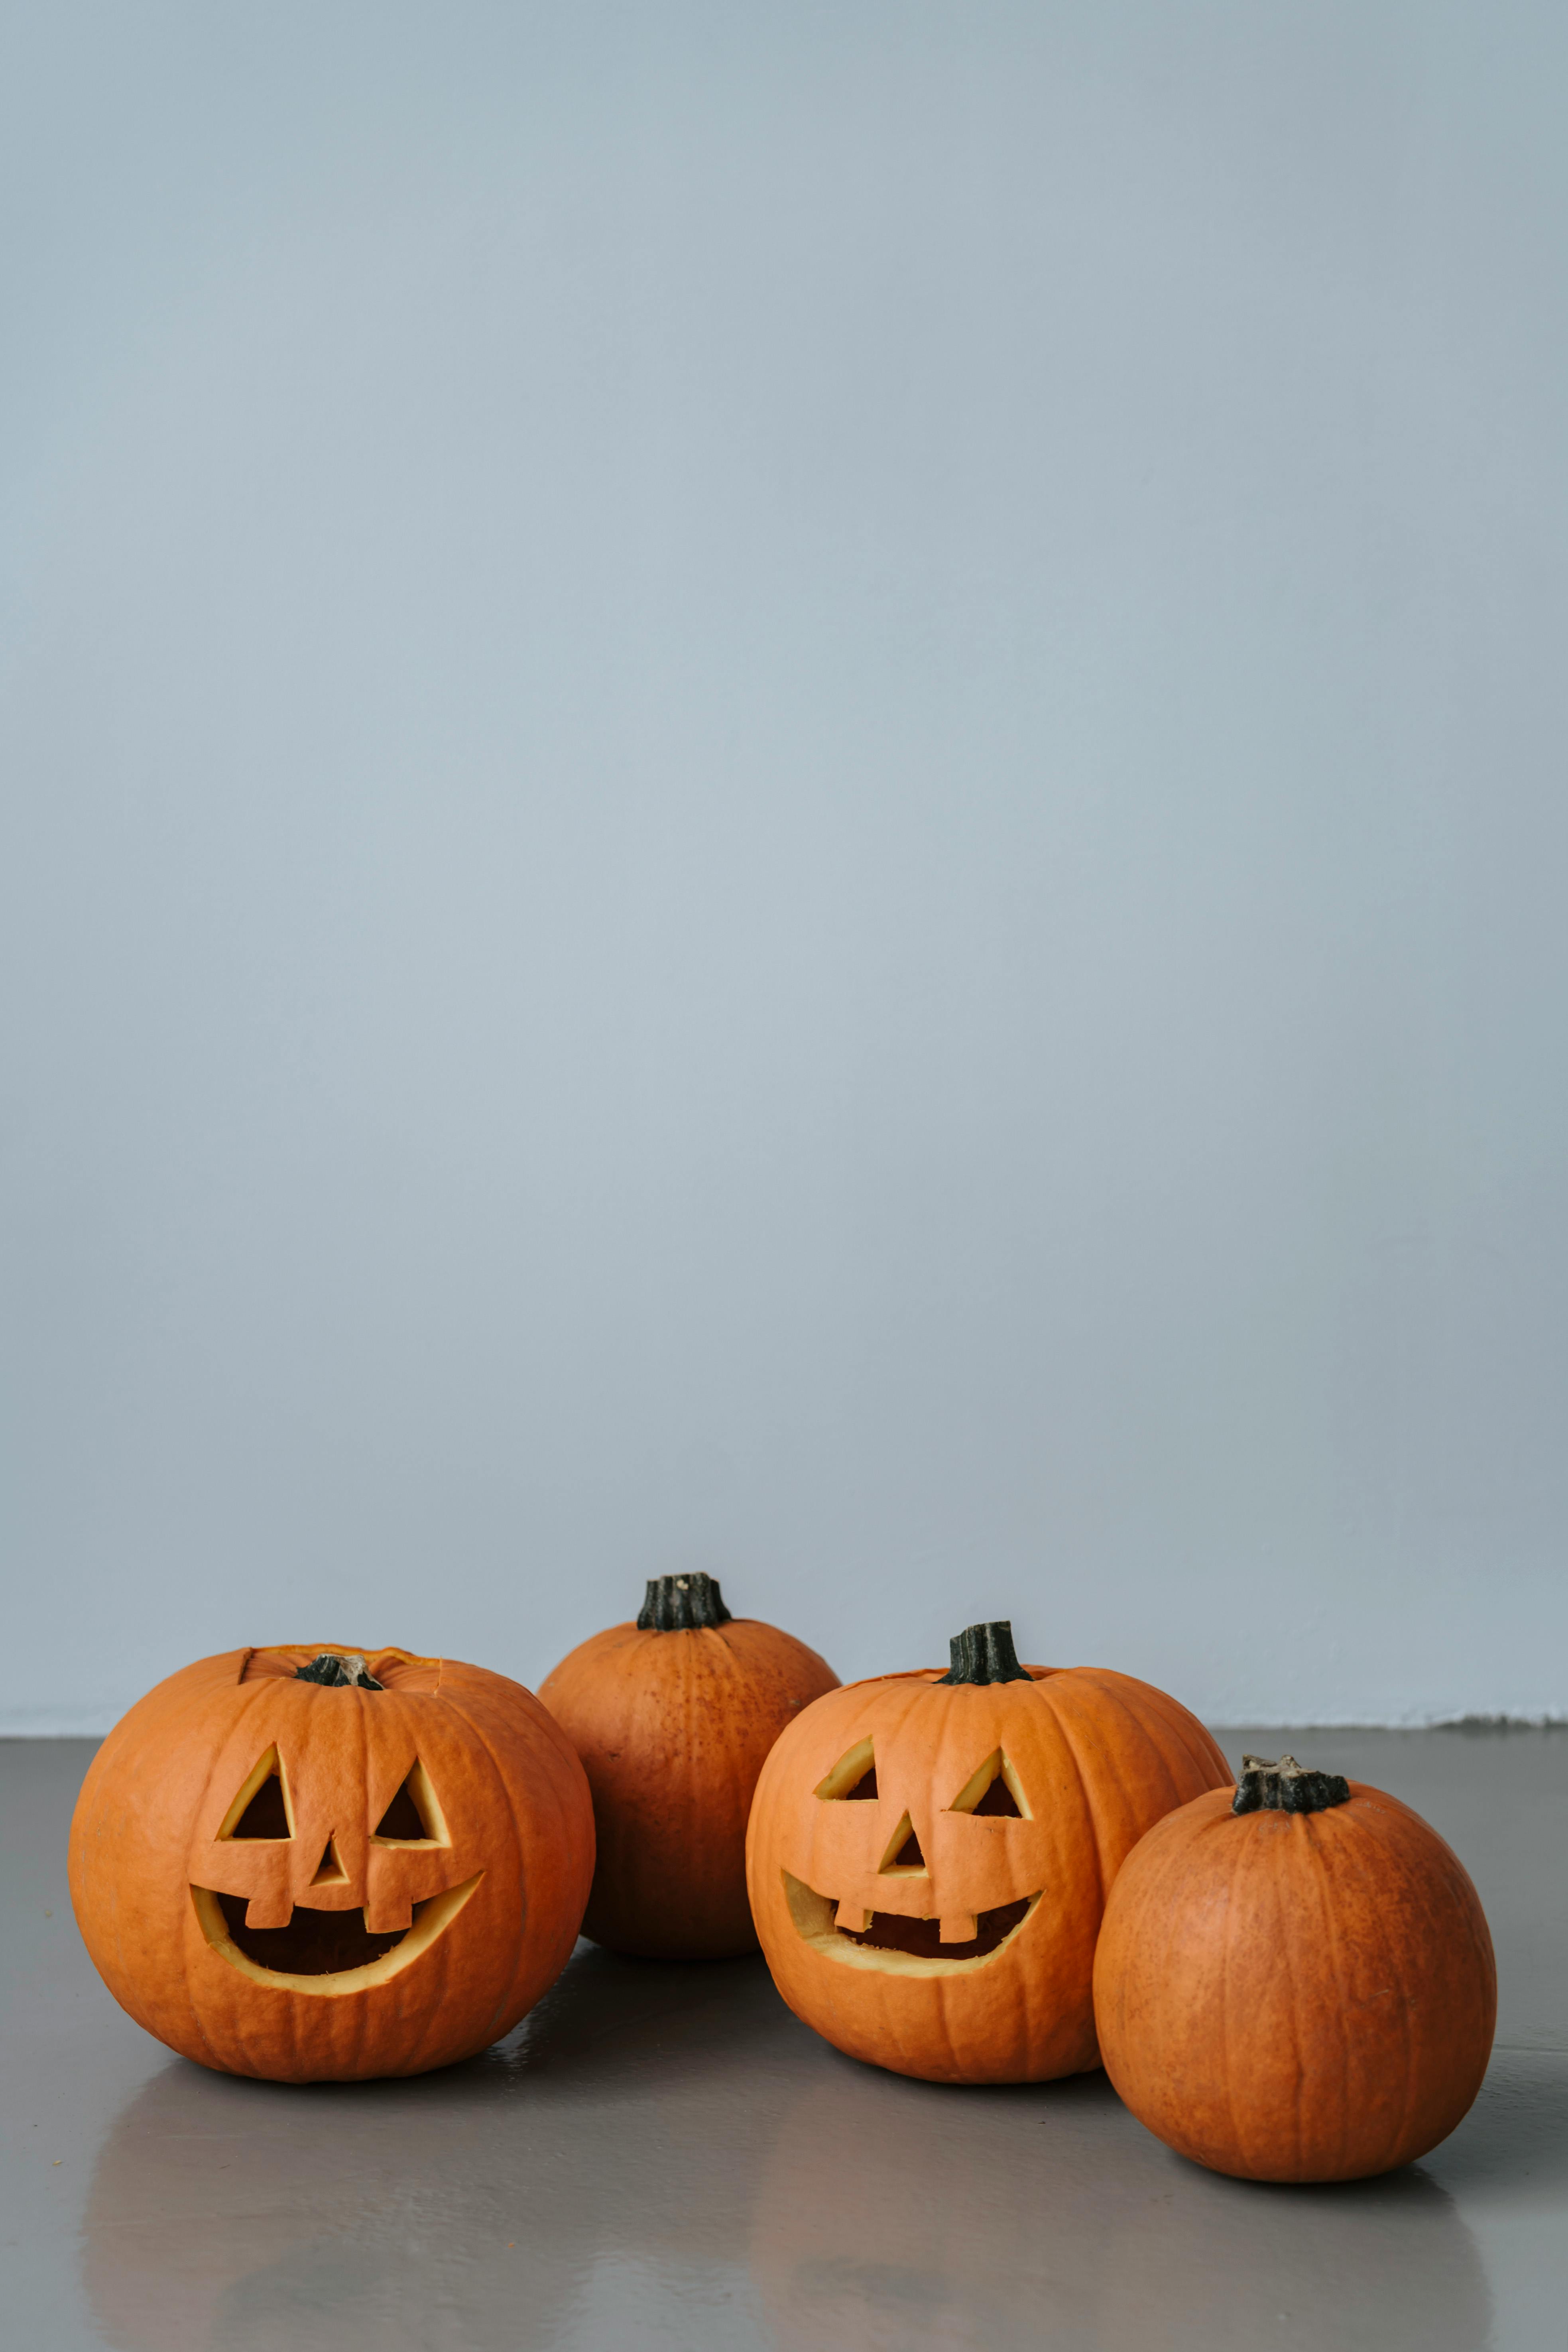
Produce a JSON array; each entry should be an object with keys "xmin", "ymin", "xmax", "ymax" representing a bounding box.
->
[
  {"xmin": 940, "ymin": 1913, "xmax": 979, "ymax": 1943},
  {"xmin": 834, "ymin": 1900, "xmax": 872, "ymax": 1933},
  {"xmin": 242, "ymin": 1891, "xmax": 293, "ymax": 1931},
  {"xmin": 366, "ymin": 1892, "xmax": 414, "ymax": 1934}
]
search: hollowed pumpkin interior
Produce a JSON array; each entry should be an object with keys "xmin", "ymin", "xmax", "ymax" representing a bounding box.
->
[{"xmin": 215, "ymin": 1888, "xmax": 407, "ymax": 1974}]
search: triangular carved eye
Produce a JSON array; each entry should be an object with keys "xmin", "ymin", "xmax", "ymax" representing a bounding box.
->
[
  {"xmin": 815, "ymin": 1738, "xmax": 877, "ymax": 1801},
  {"xmin": 372, "ymin": 1759, "xmax": 447, "ymax": 1844},
  {"xmin": 948, "ymin": 1748, "xmax": 1029, "ymax": 1819},
  {"xmin": 220, "ymin": 1748, "xmax": 293, "ymax": 1840}
]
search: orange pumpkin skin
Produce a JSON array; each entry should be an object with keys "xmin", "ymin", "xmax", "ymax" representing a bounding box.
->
[
  {"xmin": 745, "ymin": 1633, "xmax": 1230, "ymax": 2084},
  {"xmin": 1092, "ymin": 1777, "xmax": 1497, "ymax": 2182},
  {"xmin": 539, "ymin": 1579, "xmax": 839, "ymax": 1959},
  {"xmin": 68, "ymin": 1644, "xmax": 595, "ymax": 2083}
]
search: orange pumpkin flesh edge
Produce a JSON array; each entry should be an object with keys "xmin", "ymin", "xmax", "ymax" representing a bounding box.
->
[
  {"xmin": 68, "ymin": 1644, "xmax": 596, "ymax": 2083},
  {"xmin": 1092, "ymin": 1761, "xmax": 1497, "ymax": 2182},
  {"xmin": 745, "ymin": 1620, "xmax": 1231, "ymax": 2084},
  {"xmin": 538, "ymin": 1575, "xmax": 840, "ymax": 1960}
]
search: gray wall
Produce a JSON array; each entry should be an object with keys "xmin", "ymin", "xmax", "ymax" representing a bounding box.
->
[{"xmin": 4, "ymin": 2, "xmax": 1565, "ymax": 1734}]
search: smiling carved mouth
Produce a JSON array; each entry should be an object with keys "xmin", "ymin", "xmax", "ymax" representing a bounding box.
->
[
  {"xmin": 191, "ymin": 1875, "xmax": 482, "ymax": 1996},
  {"xmin": 782, "ymin": 1872, "xmax": 1041, "ymax": 1976},
  {"xmin": 837, "ymin": 1896, "xmax": 1034, "ymax": 1962},
  {"xmin": 215, "ymin": 1891, "xmax": 410, "ymax": 1975}
]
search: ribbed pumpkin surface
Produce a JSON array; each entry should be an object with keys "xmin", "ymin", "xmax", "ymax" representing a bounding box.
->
[
  {"xmin": 746, "ymin": 1663, "xmax": 1229, "ymax": 2084},
  {"xmin": 69, "ymin": 1645, "xmax": 594, "ymax": 2082},
  {"xmin": 541, "ymin": 1614, "xmax": 839, "ymax": 1958},
  {"xmin": 1092, "ymin": 1779, "xmax": 1496, "ymax": 2179}
]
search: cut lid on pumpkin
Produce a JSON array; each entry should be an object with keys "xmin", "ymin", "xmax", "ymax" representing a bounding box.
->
[
  {"xmin": 239, "ymin": 1649, "xmax": 443, "ymax": 1692},
  {"xmin": 295, "ymin": 1652, "xmax": 383, "ymax": 1689}
]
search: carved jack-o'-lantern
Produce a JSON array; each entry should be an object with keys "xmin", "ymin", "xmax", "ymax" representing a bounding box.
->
[
  {"xmin": 69, "ymin": 1643, "xmax": 595, "ymax": 2082},
  {"xmin": 746, "ymin": 1621, "xmax": 1230, "ymax": 2084}
]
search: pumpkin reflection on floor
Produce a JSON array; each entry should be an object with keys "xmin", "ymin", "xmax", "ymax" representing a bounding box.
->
[
  {"xmin": 81, "ymin": 1945, "xmax": 792, "ymax": 2352},
  {"xmin": 81, "ymin": 1943, "xmax": 1493, "ymax": 2352},
  {"xmin": 746, "ymin": 2068, "xmax": 1493, "ymax": 2352}
]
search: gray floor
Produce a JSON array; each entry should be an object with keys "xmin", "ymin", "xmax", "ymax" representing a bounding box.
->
[{"xmin": 3, "ymin": 1732, "xmax": 1564, "ymax": 2351}]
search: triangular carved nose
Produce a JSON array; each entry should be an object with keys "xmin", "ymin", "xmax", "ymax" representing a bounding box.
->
[
  {"xmin": 310, "ymin": 1835, "xmax": 350, "ymax": 1887},
  {"xmin": 878, "ymin": 1813, "xmax": 927, "ymax": 1874}
]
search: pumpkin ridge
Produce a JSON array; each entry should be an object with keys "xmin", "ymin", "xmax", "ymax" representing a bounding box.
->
[
  {"xmin": 714, "ymin": 1639, "xmax": 797, "ymax": 1917},
  {"xmin": 1363, "ymin": 1798, "xmax": 1438, "ymax": 2172},
  {"xmin": 1218, "ymin": 1819, "xmax": 1255, "ymax": 2173},
  {"xmin": 410, "ymin": 1688, "xmax": 535, "ymax": 2065},
  {"xmin": 1108, "ymin": 1671, "xmax": 1229, "ymax": 1793},
  {"xmin": 433, "ymin": 1689, "xmax": 532, "ymax": 2023},
  {"xmin": 1275, "ymin": 1825, "xmax": 1311, "ymax": 2179},
  {"xmin": 1027, "ymin": 1680, "xmax": 1119, "ymax": 1914},
  {"xmin": 618, "ymin": 1633, "xmax": 691, "ymax": 1947},
  {"xmin": 1137, "ymin": 1809, "xmax": 1192, "ymax": 2148},
  {"xmin": 1094, "ymin": 1670, "xmax": 1206, "ymax": 1820},
  {"xmin": 1304, "ymin": 1811, "xmax": 1356, "ymax": 2179},
  {"xmin": 1338, "ymin": 1796, "xmax": 1443, "ymax": 2171},
  {"xmin": 1322, "ymin": 1802, "xmax": 1410, "ymax": 2171}
]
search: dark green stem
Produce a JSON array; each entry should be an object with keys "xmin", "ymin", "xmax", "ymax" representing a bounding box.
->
[
  {"xmin": 1232, "ymin": 1754, "xmax": 1350, "ymax": 1815},
  {"xmin": 938, "ymin": 1621, "xmax": 1032, "ymax": 1685},
  {"xmin": 637, "ymin": 1573, "xmax": 733, "ymax": 1632}
]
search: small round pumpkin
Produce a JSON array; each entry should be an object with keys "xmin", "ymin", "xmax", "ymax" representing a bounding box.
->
[
  {"xmin": 539, "ymin": 1574, "xmax": 839, "ymax": 1959},
  {"xmin": 69, "ymin": 1643, "xmax": 595, "ymax": 2083},
  {"xmin": 745, "ymin": 1619, "xmax": 1230, "ymax": 2083},
  {"xmin": 1092, "ymin": 1753, "xmax": 1497, "ymax": 2181}
]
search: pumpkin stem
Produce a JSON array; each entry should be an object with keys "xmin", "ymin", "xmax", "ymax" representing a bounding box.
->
[
  {"xmin": 637, "ymin": 1573, "xmax": 734, "ymax": 1632},
  {"xmin": 1232, "ymin": 1754, "xmax": 1350, "ymax": 1815},
  {"xmin": 938, "ymin": 1622, "xmax": 1032, "ymax": 1685},
  {"xmin": 295, "ymin": 1653, "xmax": 384, "ymax": 1689}
]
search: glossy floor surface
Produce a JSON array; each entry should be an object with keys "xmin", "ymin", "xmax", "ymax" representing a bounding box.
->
[{"xmin": 4, "ymin": 1730, "xmax": 1565, "ymax": 2350}]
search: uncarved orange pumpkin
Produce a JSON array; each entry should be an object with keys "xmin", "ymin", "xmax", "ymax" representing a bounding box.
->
[
  {"xmin": 745, "ymin": 1619, "xmax": 1230, "ymax": 2083},
  {"xmin": 539, "ymin": 1574, "xmax": 839, "ymax": 1958},
  {"xmin": 1092, "ymin": 1753, "xmax": 1497, "ymax": 2181},
  {"xmin": 69, "ymin": 1643, "xmax": 595, "ymax": 2082}
]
